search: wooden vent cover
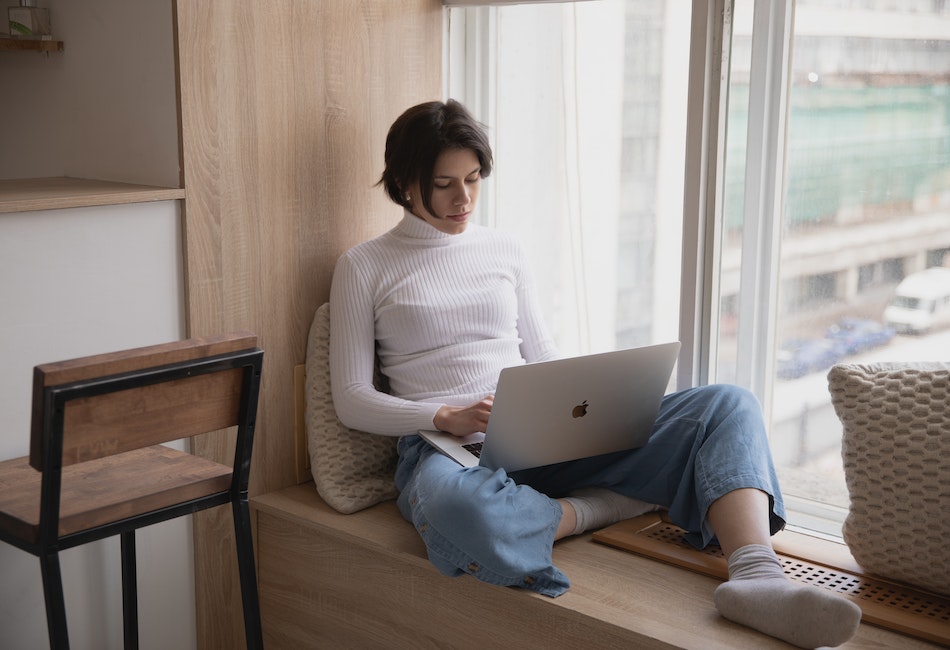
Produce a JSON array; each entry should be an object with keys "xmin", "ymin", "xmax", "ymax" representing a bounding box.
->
[{"xmin": 593, "ymin": 513, "xmax": 950, "ymax": 646}]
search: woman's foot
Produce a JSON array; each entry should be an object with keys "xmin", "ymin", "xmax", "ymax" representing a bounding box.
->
[{"xmin": 714, "ymin": 544, "xmax": 862, "ymax": 648}]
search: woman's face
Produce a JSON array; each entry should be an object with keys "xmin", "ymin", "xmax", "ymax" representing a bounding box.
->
[{"xmin": 407, "ymin": 148, "xmax": 482, "ymax": 235}]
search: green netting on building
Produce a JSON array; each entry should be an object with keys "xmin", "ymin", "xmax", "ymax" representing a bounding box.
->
[{"xmin": 724, "ymin": 83, "xmax": 950, "ymax": 229}]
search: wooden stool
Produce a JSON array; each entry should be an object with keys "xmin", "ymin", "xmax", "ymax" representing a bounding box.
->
[{"xmin": 0, "ymin": 333, "xmax": 264, "ymax": 649}]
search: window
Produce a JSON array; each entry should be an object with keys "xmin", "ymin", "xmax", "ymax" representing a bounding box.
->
[
  {"xmin": 445, "ymin": 0, "xmax": 950, "ymax": 538},
  {"xmin": 719, "ymin": 0, "xmax": 950, "ymax": 535}
]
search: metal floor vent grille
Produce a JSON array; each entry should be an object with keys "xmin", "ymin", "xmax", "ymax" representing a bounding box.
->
[{"xmin": 593, "ymin": 515, "xmax": 950, "ymax": 647}]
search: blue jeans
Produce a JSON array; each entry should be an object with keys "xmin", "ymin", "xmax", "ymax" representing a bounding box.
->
[{"xmin": 395, "ymin": 384, "xmax": 786, "ymax": 597}]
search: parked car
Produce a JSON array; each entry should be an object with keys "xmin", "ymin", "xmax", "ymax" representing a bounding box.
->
[
  {"xmin": 825, "ymin": 317, "xmax": 896, "ymax": 355},
  {"xmin": 776, "ymin": 338, "xmax": 844, "ymax": 379}
]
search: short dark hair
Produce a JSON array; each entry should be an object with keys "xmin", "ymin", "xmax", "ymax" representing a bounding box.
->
[{"xmin": 379, "ymin": 99, "xmax": 493, "ymax": 216}]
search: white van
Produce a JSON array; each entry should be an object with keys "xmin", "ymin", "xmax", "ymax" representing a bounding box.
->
[{"xmin": 883, "ymin": 267, "xmax": 950, "ymax": 335}]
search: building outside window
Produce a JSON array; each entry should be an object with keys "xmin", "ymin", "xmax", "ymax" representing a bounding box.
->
[{"xmin": 445, "ymin": 0, "xmax": 950, "ymax": 537}]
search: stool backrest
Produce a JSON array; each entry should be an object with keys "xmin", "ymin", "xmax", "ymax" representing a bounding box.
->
[{"xmin": 29, "ymin": 333, "xmax": 261, "ymax": 470}]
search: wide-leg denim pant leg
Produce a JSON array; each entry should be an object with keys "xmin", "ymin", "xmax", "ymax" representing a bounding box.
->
[
  {"xmin": 395, "ymin": 383, "xmax": 786, "ymax": 598},
  {"xmin": 395, "ymin": 435, "xmax": 570, "ymax": 597}
]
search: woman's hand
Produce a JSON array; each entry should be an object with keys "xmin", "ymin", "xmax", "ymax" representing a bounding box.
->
[{"xmin": 433, "ymin": 396, "xmax": 494, "ymax": 437}]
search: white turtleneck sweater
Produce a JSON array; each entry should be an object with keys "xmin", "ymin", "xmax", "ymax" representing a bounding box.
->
[{"xmin": 329, "ymin": 211, "xmax": 560, "ymax": 437}]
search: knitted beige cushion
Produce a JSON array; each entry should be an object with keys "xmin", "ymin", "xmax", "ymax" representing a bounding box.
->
[
  {"xmin": 306, "ymin": 303, "xmax": 398, "ymax": 514},
  {"xmin": 827, "ymin": 362, "xmax": 950, "ymax": 596}
]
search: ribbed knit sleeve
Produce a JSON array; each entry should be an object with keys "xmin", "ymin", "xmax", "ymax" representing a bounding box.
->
[
  {"xmin": 329, "ymin": 250, "xmax": 443, "ymax": 436},
  {"xmin": 329, "ymin": 212, "xmax": 559, "ymax": 437}
]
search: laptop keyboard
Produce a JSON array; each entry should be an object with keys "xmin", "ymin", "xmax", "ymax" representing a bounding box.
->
[{"xmin": 462, "ymin": 441, "xmax": 483, "ymax": 457}]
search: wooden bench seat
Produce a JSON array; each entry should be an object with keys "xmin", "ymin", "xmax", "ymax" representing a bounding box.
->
[{"xmin": 252, "ymin": 483, "xmax": 941, "ymax": 649}]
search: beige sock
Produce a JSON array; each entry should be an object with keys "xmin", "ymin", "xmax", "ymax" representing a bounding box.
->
[
  {"xmin": 714, "ymin": 544, "xmax": 862, "ymax": 648},
  {"xmin": 562, "ymin": 487, "xmax": 658, "ymax": 536}
]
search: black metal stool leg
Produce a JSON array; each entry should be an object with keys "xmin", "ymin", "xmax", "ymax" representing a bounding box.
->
[
  {"xmin": 232, "ymin": 496, "xmax": 264, "ymax": 649},
  {"xmin": 121, "ymin": 530, "xmax": 139, "ymax": 650},
  {"xmin": 40, "ymin": 551, "xmax": 70, "ymax": 650}
]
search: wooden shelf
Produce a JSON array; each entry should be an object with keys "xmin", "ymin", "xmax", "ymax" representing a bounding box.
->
[
  {"xmin": 0, "ymin": 177, "xmax": 185, "ymax": 213},
  {"xmin": 0, "ymin": 37, "xmax": 63, "ymax": 53}
]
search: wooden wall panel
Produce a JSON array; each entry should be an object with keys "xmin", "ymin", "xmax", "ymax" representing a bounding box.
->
[{"xmin": 175, "ymin": 1, "xmax": 442, "ymax": 646}]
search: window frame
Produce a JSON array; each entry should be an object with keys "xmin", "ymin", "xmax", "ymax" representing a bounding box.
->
[
  {"xmin": 729, "ymin": 0, "xmax": 792, "ymax": 415},
  {"xmin": 678, "ymin": 0, "xmax": 730, "ymax": 392},
  {"xmin": 664, "ymin": 0, "xmax": 795, "ymax": 416}
]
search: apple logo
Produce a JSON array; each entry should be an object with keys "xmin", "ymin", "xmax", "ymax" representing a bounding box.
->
[{"xmin": 572, "ymin": 400, "xmax": 589, "ymax": 418}]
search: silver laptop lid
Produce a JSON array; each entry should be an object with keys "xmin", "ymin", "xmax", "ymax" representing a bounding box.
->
[{"xmin": 478, "ymin": 341, "xmax": 680, "ymax": 472}]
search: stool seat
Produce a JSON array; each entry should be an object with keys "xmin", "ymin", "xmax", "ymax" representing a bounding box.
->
[{"xmin": 0, "ymin": 446, "xmax": 232, "ymax": 544}]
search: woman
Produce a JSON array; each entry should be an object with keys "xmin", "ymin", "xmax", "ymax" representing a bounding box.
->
[{"xmin": 329, "ymin": 99, "xmax": 861, "ymax": 648}]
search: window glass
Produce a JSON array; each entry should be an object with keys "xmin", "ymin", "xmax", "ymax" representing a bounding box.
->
[
  {"xmin": 444, "ymin": 0, "xmax": 690, "ymax": 357},
  {"xmin": 719, "ymin": 0, "xmax": 950, "ymax": 533}
]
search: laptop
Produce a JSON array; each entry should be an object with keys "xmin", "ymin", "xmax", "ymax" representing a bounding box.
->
[{"xmin": 418, "ymin": 341, "xmax": 680, "ymax": 472}]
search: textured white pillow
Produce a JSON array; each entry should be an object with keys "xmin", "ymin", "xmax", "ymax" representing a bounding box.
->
[
  {"xmin": 306, "ymin": 303, "xmax": 398, "ymax": 514},
  {"xmin": 828, "ymin": 362, "xmax": 950, "ymax": 596}
]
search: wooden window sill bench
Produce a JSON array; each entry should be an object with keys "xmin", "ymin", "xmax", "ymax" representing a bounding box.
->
[{"xmin": 251, "ymin": 483, "xmax": 942, "ymax": 649}]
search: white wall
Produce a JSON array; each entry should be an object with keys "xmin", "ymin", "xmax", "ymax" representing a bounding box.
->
[{"xmin": 0, "ymin": 201, "xmax": 194, "ymax": 650}]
